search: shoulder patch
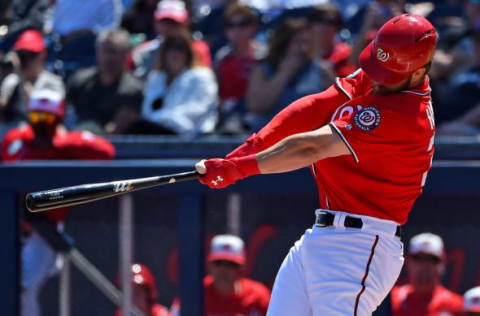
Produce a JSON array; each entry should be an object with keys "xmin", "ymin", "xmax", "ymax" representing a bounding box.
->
[
  {"xmin": 354, "ymin": 106, "xmax": 381, "ymax": 131},
  {"xmin": 8, "ymin": 140, "xmax": 23, "ymax": 156}
]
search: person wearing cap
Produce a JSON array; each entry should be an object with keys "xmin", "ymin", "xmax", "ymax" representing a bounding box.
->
[
  {"xmin": 127, "ymin": 0, "xmax": 211, "ymax": 79},
  {"xmin": 194, "ymin": 14, "xmax": 438, "ymax": 315},
  {"xmin": 170, "ymin": 234, "xmax": 271, "ymax": 316},
  {"xmin": 463, "ymin": 286, "xmax": 480, "ymax": 315},
  {"xmin": 2, "ymin": 87, "xmax": 114, "ymax": 316},
  {"xmin": 0, "ymin": 29, "xmax": 64, "ymax": 126},
  {"xmin": 115, "ymin": 263, "xmax": 170, "ymax": 316},
  {"xmin": 391, "ymin": 233, "xmax": 463, "ymax": 316}
]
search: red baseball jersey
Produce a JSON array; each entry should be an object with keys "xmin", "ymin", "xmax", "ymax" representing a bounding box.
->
[
  {"xmin": 217, "ymin": 51, "xmax": 260, "ymax": 102},
  {"xmin": 226, "ymin": 69, "xmax": 435, "ymax": 224},
  {"xmin": 115, "ymin": 304, "xmax": 171, "ymax": 316},
  {"xmin": 391, "ymin": 284, "xmax": 463, "ymax": 316},
  {"xmin": 2, "ymin": 124, "xmax": 115, "ymax": 223},
  {"xmin": 171, "ymin": 275, "xmax": 271, "ymax": 316}
]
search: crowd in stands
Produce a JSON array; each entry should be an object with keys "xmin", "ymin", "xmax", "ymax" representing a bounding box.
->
[
  {"xmin": 1, "ymin": 0, "xmax": 480, "ymax": 313},
  {"xmin": 1, "ymin": 0, "xmax": 480, "ymax": 141}
]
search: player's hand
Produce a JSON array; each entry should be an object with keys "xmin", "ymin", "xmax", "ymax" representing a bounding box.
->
[{"xmin": 195, "ymin": 158, "xmax": 244, "ymax": 189}]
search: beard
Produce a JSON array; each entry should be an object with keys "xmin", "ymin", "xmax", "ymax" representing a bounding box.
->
[
  {"xmin": 372, "ymin": 75, "xmax": 413, "ymax": 95},
  {"xmin": 32, "ymin": 122, "xmax": 57, "ymax": 139}
]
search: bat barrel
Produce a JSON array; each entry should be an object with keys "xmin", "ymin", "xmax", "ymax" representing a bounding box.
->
[{"xmin": 25, "ymin": 170, "xmax": 200, "ymax": 213}]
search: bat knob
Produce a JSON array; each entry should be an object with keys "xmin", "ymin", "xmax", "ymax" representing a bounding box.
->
[{"xmin": 25, "ymin": 193, "xmax": 39, "ymax": 213}]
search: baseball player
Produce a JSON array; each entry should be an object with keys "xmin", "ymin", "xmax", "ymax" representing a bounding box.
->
[
  {"xmin": 170, "ymin": 234, "xmax": 271, "ymax": 316},
  {"xmin": 390, "ymin": 233, "xmax": 463, "ymax": 316},
  {"xmin": 2, "ymin": 87, "xmax": 114, "ymax": 316},
  {"xmin": 196, "ymin": 14, "xmax": 437, "ymax": 315},
  {"xmin": 115, "ymin": 263, "xmax": 171, "ymax": 316},
  {"xmin": 463, "ymin": 286, "xmax": 480, "ymax": 316}
]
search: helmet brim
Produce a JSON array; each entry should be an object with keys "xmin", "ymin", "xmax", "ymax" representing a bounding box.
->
[{"xmin": 359, "ymin": 41, "xmax": 414, "ymax": 86}]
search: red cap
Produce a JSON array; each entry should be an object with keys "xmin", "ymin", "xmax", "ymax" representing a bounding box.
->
[
  {"xmin": 154, "ymin": 0, "xmax": 188, "ymax": 23},
  {"xmin": 359, "ymin": 14, "xmax": 437, "ymax": 85},
  {"xmin": 130, "ymin": 264, "xmax": 158, "ymax": 302},
  {"xmin": 13, "ymin": 30, "xmax": 45, "ymax": 52}
]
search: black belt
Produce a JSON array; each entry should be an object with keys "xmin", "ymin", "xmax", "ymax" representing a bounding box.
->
[{"xmin": 315, "ymin": 211, "xmax": 401, "ymax": 237}]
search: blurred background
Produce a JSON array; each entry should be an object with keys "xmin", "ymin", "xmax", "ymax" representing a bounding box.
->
[{"xmin": 1, "ymin": 0, "xmax": 480, "ymax": 315}]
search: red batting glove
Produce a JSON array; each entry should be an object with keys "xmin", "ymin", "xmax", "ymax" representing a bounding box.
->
[{"xmin": 197, "ymin": 155, "xmax": 260, "ymax": 189}]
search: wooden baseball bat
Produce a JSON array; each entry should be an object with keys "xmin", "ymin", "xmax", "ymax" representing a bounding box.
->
[{"xmin": 25, "ymin": 170, "xmax": 200, "ymax": 213}]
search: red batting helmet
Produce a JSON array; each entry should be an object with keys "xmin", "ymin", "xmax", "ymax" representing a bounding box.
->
[
  {"xmin": 359, "ymin": 14, "xmax": 437, "ymax": 85},
  {"xmin": 117, "ymin": 263, "xmax": 158, "ymax": 303},
  {"xmin": 131, "ymin": 264, "xmax": 157, "ymax": 302}
]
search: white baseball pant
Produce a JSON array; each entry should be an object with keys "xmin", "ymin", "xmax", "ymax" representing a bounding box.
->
[
  {"xmin": 267, "ymin": 209, "xmax": 404, "ymax": 316},
  {"xmin": 21, "ymin": 231, "xmax": 58, "ymax": 316}
]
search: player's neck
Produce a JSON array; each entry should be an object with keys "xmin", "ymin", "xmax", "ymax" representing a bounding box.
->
[
  {"xmin": 411, "ymin": 281, "xmax": 439, "ymax": 295},
  {"xmin": 213, "ymin": 279, "xmax": 240, "ymax": 296}
]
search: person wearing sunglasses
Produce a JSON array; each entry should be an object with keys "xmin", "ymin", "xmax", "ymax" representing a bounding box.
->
[
  {"xmin": 1, "ymin": 87, "xmax": 114, "ymax": 316},
  {"xmin": 214, "ymin": 3, "xmax": 266, "ymax": 134},
  {"xmin": 171, "ymin": 234, "xmax": 271, "ymax": 316},
  {"xmin": 391, "ymin": 233, "xmax": 463, "ymax": 316}
]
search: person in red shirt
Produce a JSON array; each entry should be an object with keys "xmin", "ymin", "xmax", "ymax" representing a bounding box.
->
[
  {"xmin": 463, "ymin": 286, "xmax": 480, "ymax": 316},
  {"xmin": 391, "ymin": 233, "xmax": 463, "ymax": 316},
  {"xmin": 2, "ymin": 87, "xmax": 114, "ymax": 316},
  {"xmin": 214, "ymin": 3, "xmax": 266, "ymax": 133},
  {"xmin": 170, "ymin": 234, "xmax": 271, "ymax": 316},
  {"xmin": 194, "ymin": 14, "xmax": 437, "ymax": 315},
  {"xmin": 115, "ymin": 263, "xmax": 170, "ymax": 316},
  {"xmin": 307, "ymin": 3, "xmax": 357, "ymax": 78}
]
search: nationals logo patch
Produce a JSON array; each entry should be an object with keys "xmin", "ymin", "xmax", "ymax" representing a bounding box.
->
[{"xmin": 354, "ymin": 107, "xmax": 381, "ymax": 131}]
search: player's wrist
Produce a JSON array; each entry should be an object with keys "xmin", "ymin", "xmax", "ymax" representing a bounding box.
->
[{"xmin": 230, "ymin": 154, "xmax": 260, "ymax": 178}]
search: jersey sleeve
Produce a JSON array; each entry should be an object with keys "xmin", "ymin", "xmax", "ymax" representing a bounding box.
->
[
  {"xmin": 330, "ymin": 97, "xmax": 422, "ymax": 163},
  {"xmin": 226, "ymin": 84, "xmax": 350, "ymax": 158}
]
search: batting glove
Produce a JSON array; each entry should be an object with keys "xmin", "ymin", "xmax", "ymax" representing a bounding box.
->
[{"xmin": 195, "ymin": 155, "xmax": 260, "ymax": 189}]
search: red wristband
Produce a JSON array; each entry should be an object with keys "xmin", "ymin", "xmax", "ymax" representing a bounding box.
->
[{"xmin": 230, "ymin": 154, "xmax": 260, "ymax": 178}]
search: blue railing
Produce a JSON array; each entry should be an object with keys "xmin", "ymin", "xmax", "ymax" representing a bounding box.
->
[{"xmin": 2, "ymin": 159, "xmax": 480, "ymax": 316}]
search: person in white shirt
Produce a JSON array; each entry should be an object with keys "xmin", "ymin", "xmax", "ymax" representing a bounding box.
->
[{"xmin": 131, "ymin": 29, "xmax": 218, "ymax": 135}]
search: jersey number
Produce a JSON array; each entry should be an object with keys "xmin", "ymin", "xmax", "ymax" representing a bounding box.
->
[{"xmin": 421, "ymin": 101, "xmax": 435, "ymax": 187}]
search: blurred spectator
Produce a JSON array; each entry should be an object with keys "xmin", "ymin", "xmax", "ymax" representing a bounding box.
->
[
  {"xmin": 431, "ymin": 0, "xmax": 480, "ymax": 82},
  {"xmin": 463, "ymin": 286, "xmax": 480, "ymax": 316},
  {"xmin": 66, "ymin": 28, "xmax": 143, "ymax": 134},
  {"xmin": 307, "ymin": 3, "xmax": 356, "ymax": 77},
  {"xmin": 0, "ymin": 0, "xmax": 50, "ymax": 52},
  {"xmin": 214, "ymin": 3, "xmax": 266, "ymax": 134},
  {"xmin": 0, "ymin": 30, "xmax": 64, "ymax": 127},
  {"xmin": 1, "ymin": 87, "xmax": 114, "ymax": 316},
  {"xmin": 52, "ymin": 0, "xmax": 123, "ymax": 36},
  {"xmin": 121, "ymin": 0, "xmax": 158, "ymax": 36},
  {"xmin": 435, "ymin": 24, "xmax": 480, "ymax": 135},
  {"xmin": 129, "ymin": 29, "xmax": 218, "ymax": 135},
  {"xmin": 128, "ymin": 0, "xmax": 211, "ymax": 79},
  {"xmin": 391, "ymin": 233, "xmax": 463, "ymax": 316},
  {"xmin": 115, "ymin": 263, "xmax": 170, "ymax": 316},
  {"xmin": 171, "ymin": 234, "xmax": 271, "ymax": 316},
  {"xmin": 349, "ymin": 0, "xmax": 404, "ymax": 66},
  {"xmin": 245, "ymin": 18, "xmax": 334, "ymax": 132}
]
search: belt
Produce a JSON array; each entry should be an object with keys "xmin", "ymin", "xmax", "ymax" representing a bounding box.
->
[{"xmin": 315, "ymin": 211, "xmax": 401, "ymax": 237}]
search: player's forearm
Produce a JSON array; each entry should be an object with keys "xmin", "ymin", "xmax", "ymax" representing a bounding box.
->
[
  {"xmin": 256, "ymin": 125, "xmax": 345, "ymax": 174},
  {"xmin": 256, "ymin": 136, "xmax": 319, "ymax": 173}
]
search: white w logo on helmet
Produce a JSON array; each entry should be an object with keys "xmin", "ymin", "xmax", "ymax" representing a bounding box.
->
[{"xmin": 376, "ymin": 48, "xmax": 390, "ymax": 62}]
